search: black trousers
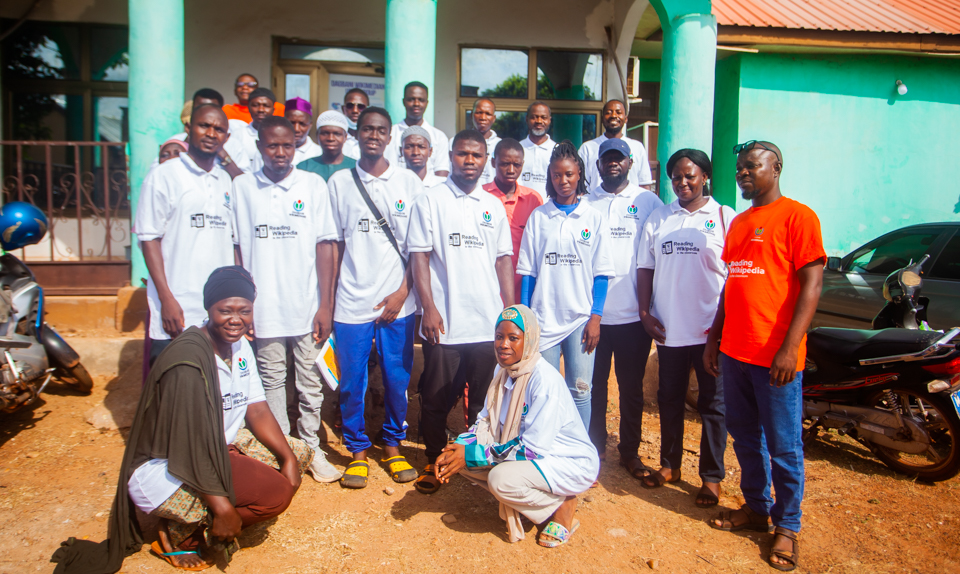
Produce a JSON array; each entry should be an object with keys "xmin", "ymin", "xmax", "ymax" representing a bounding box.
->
[
  {"xmin": 657, "ymin": 344, "xmax": 726, "ymax": 482},
  {"xmin": 588, "ymin": 322, "xmax": 652, "ymax": 458},
  {"xmin": 420, "ymin": 341, "xmax": 497, "ymax": 462}
]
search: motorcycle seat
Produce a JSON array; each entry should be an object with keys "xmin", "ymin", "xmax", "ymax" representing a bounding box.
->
[{"xmin": 807, "ymin": 327, "xmax": 942, "ymax": 365}]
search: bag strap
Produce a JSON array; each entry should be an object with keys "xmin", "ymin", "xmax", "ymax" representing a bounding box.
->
[{"xmin": 351, "ymin": 168, "xmax": 407, "ymax": 269}]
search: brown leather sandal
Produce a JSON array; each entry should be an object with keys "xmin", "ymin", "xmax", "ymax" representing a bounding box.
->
[
  {"xmin": 769, "ymin": 527, "xmax": 799, "ymax": 571},
  {"xmin": 619, "ymin": 456, "xmax": 655, "ymax": 481},
  {"xmin": 709, "ymin": 503, "xmax": 774, "ymax": 532},
  {"xmin": 414, "ymin": 464, "xmax": 441, "ymax": 494},
  {"xmin": 641, "ymin": 468, "xmax": 681, "ymax": 489}
]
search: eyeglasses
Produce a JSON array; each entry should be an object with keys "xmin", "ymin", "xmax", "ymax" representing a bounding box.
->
[
  {"xmin": 236, "ymin": 81, "xmax": 258, "ymax": 88},
  {"xmin": 733, "ymin": 140, "xmax": 781, "ymax": 163},
  {"xmin": 343, "ymin": 103, "xmax": 367, "ymax": 110}
]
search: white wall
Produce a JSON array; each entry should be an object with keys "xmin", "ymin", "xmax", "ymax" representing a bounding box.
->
[{"xmin": 4, "ymin": 0, "xmax": 652, "ymax": 136}]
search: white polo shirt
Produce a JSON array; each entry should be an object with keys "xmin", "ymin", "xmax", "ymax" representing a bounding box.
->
[
  {"xmin": 476, "ymin": 130, "xmax": 501, "ymax": 186},
  {"xmin": 343, "ymin": 134, "xmax": 361, "ymax": 160},
  {"xmin": 232, "ymin": 168, "xmax": 338, "ymax": 338},
  {"xmin": 250, "ymin": 137, "xmax": 323, "ymax": 174},
  {"xmin": 578, "ymin": 134, "xmax": 654, "ymax": 191},
  {"xmin": 420, "ymin": 172, "xmax": 446, "ymax": 189},
  {"xmin": 128, "ymin": 337, "xmax": 263, "ymax": 513},
  {"xmin": 235, "ymin": 123, "xmax": 261, "ymax": 172},
  {"xmin": 385, "ymin": 119, "xmax": 451, "ymax": 176},
  {"xmin": 585, "ymin": 184, "xmax": 663, "ymax": 325},
  {"xmin": 135, "ymin": 154, "xmax": 235, "ymax": 341},
  {"xmin": 637, "ymin": 197, "xmax": 736, "ymax": 347},
  {"xmin": 516, "ymin": 200, "xmax": 615, "ymax": 350},
  {"xmin": 519, "ymin": 136, "xmax": 556, "ymax": 201},
  {"xmin": 407, "ymin": 179, "xmax": 513, "ymax": 344},
  {"xmin": 327, "ymin": 163, "xmax": 423, "ymax": 324}
]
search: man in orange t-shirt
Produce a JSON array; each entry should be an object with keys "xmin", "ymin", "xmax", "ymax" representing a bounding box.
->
[
  {"xmin": 223, "ymin": 73, "xmax": 285, "ymax": 123},
  {"xmin": 703, "ymin": 141, "xmax": 824, "ymax": 571},
  {"xmin": 481, "ymin": 138, "xmax": 542, "ymax": 298}
]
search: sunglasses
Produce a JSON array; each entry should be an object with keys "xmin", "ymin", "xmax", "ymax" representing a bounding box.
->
[
  {"xmin": 236, "ymin": 81, "xmax": 258, "ymax": 88},
  {"xmin": 733, "ymin": 140, "xmax": 781, "ymax": 163},
  {"xmin": 343, "ymin": 103, "xmax": 367, "ymax": 110}
]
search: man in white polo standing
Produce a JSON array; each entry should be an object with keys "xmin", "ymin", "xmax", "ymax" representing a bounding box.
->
[
  {"xmin": 232, "ymin": 115, "xmax": 341, "ymax": 482},
  {"xmin": 407, "ymin": 129, "xmax": 516, "ymax": 495},
  {"xmin": 579, "ymin": 99, "xmax": 653, "ymax": 190},
  {"xmin": 519, "ymin": 101, "xmax": 556, "ymax": 201},
  {"xmin": 385, "ymin": 81, "xmax": 450, "ymax": 177},
  {"xmin": 136, "ymin": 104, "xmax": 236, "ymax": 365}
]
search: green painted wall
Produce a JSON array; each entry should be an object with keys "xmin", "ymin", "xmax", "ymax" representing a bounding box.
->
[{"xmin": 713, "ymin": 52, "xmax": 960, "ymax": 256}]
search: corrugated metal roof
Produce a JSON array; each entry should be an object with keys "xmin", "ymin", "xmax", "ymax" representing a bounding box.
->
[{"xmin": 713, "ymin": 0, "xmax": 960, "ymax": 35}]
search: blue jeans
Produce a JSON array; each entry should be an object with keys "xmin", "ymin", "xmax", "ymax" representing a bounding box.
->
[
  {"xmin": 721, "ymin": 353, "xmax": 804, "ymax": 532},
  {"xmin": 334, "ymin": 314, "xmax": 414, "ymax": 453},
  {"xmin": 542, "ymin": 320, "xmax": 595, "ymax": 431}
]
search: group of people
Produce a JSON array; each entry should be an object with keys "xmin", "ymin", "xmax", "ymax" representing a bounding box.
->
[{"xmin": 52, "ymin": 72, "xmax": 824, "ymax": 574}]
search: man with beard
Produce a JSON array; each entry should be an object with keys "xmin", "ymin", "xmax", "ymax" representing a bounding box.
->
[
  {"xmin": 519, "ymin": 101, "xmax": 555, "ymax": 201},
  {"xmin": 236, "ymin": 88, "xmax": 279, "ymax": 172},
  {"xmin": 326, "ymin": 107, "xmax": 424, "ymax": 489},
  {"xmin": 584, "ymin": 138, "xmax": 662, "ymax": 477},
  {"xmin": 297, "ymin": 110, "xmax": 357, "ymax": 181},
  {"xmin": 223, "ymin": 73, "xmax": 285, "ymax": 123},
  {"xmin": 136, "ymin": 104, "xmax": 237, "ymax": 364},
  {"xmin": 341, "ymin": 88, "xmax": 368, "ymax": 160},
  {"xmin": 471, "ymin": 98, "xmax": 500, "ymax": 185},
  {"xmin": 703, "ymin": 141, "xmax": 824, "ymax": 572},
  {"xmin": 579, "ymin": 100, "xmax": 653, "ymax": 190},
  {"xmin": 401, "ymin": 125, "xmax": 444, "ymax": 188},
  {"xmin": 407, "ymin": 129, "xmax": 515, "ymax": 494},
  {"xmin": 385, "ymin": 82, "xmax": 450, "ymax": 177}
]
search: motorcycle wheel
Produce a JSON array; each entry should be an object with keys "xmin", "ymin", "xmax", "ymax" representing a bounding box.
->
[
  {"xmin": 56, "ymin": 363, "xmax": 93, "ymax": 394},
  {"xmin": 865, "ymin": 386, "xmax": 960, "ymax": 482}
]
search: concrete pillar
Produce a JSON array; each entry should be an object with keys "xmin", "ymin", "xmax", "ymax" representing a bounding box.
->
[
  {"xmin": 128, "ymin": 0, "xmax": 185, "ymax": 285},
  {"xmin": 385, "ymin": 0, "xmax": 437, "ymax": 125},
  {"xmin": 656, "ymin": 11, "xmax": 717, "ymax": 202}
]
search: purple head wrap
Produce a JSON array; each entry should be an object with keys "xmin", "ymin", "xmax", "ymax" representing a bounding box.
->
[{"xmin": 284, "ymin": 97, "xmax": 313, "ymax": 117}]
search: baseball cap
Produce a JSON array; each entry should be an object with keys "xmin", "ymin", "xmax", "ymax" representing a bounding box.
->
[{"xmin": 598, "ymin": 138, "xmax": 632, "ymax": 159}]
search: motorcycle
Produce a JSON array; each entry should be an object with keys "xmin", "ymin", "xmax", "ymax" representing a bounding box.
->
[
  {"xmin": 0, "ymin": 202, "xmax": 93, "ymax": 413},
  {"xmin": 803, "ymin": 255, "xmax": 960, "ymax": 482}
]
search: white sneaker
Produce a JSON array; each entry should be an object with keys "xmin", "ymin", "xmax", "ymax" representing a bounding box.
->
[{"xmin": 308, "ymin": 450, "xmax": 341, "ymax": 483}]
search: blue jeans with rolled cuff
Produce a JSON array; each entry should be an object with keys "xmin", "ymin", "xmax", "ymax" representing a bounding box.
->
[{"xmin": 721, "ymin": 353, "xmax": 804, "ymax": 533}]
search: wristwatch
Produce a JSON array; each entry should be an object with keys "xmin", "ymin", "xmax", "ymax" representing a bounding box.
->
[{"xmin": 220, "ymin": 154, "xmax": 233, "ymax": 166}]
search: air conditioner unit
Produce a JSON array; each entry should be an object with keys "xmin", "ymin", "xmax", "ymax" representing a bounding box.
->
[{"xmin": 625, "ymin": 56, "xmax": 641, "ymax": 98}]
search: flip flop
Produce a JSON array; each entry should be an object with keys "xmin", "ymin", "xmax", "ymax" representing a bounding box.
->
[
  {"xmin": 340, "ymin": 460, "xmax": 369, "ymax": 489},
  {"xmin": 641, "ymin": 469, "xmax": 681, "ymax": 489},
  {"xmin": 538, "ymin": 519, "xmax": 580, "ymax": 548},
  {"xmin": 382, "ymin": 455, "xmax": 417, "ymax": 483},
  {"xmin": 150, "ymin": 541, "xmax": 213, "ymax": 571}
]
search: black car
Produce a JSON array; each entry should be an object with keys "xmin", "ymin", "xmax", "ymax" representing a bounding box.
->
[{"xmin": 813, "ymin": 223, "xmax": 960, "ymax": 330}]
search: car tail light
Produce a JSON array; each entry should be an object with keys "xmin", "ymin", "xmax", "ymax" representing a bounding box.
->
[{"xmin": 923, "ymin": 355, "xmax": 960, "ymax": 376}]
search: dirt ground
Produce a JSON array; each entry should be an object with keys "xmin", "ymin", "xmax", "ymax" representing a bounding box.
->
[{"xmin": 1, "ymin": 344, "xmax": 959, "ymax": 574}]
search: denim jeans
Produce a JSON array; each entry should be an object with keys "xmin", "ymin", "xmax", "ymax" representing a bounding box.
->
[
  {"xmin": 542, "ymin": 320, "xmax": 596, "ymax": 432},
  {"xmin": 334, "ymin": 314, "xmax": 414, "ymax": 453},
  {"xmin": 589, "ymin": 321, "xmax": 652, "ymax": 458},
  {"xmin": 721, "ymin": 353, "xmax": 804, "ymax": 532},
  {"xmin": 657, "ymin": 344, "xmax": 726, "ymax": 482}
]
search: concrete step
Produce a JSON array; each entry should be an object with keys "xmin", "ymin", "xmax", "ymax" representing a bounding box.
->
[{"xmin": 44, "ymin": 286, "xmax": 147, "ymax": 336}]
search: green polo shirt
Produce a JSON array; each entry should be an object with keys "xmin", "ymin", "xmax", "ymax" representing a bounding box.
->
[{"xmin": 296, "ymin": 155, "xmax": 357, "ymax": 181}]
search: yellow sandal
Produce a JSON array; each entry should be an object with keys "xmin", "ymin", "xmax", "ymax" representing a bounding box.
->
[
  {"xmin": 340, "ymin": 460, "xmax": 368, "ymax": 489},
  {"xmin": 382, "ymin": 455, "xmax": 418, "ymax": 483}
]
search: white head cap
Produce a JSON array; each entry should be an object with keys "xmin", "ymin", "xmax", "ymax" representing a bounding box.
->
[{"xmin": 315, "ymin": 110, "xmax": 349, "ymax": 133}]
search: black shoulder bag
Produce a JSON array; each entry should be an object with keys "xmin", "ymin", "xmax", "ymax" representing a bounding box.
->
[{"xmin": 351, "ymin": 168, "xmax": 407, "ymax": 269}]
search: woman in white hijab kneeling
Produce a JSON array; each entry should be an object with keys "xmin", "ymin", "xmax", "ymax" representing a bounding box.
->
[{"xmin": 434, "ymin": 304, "xmax": 600, "ymax": 547}]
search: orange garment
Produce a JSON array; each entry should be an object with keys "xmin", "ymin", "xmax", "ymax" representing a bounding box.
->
[
  {"xmin": 720, "ymin": 196, "xmax": 825, "ymax": 371},
  {"xmin": 222, "ymin": 102, "xmax": 286, "ymax": 124},
  {"xmin": 483, "ymin": 181, "xmax": 543, "ymax": 300}
]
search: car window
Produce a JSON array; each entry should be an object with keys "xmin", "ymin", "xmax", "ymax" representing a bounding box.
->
[
  {"xmin": 930, "ymin": 233, "xmax": 960, "ymax": 281},
  {"xmin": 847, "ymin": 228, "xmax": 943, "ymax": 275}
]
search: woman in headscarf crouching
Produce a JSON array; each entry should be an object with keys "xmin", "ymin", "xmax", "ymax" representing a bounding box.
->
[
  {"xmin": 434, "ymin": 305, "xmax": 599, "ymax": 547},
  {"xmin": 52, "ymin": 266, "xmax": 313, "ymax": 573}
]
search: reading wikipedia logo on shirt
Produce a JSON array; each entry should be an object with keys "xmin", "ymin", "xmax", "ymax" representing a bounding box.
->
[
  {"xmin": 395, "ymin": 199, "xmax": 405, "ymax": 212},
  {"xmin": 627, "ymin": 205, "xmax": 638, "ymax": 215}
]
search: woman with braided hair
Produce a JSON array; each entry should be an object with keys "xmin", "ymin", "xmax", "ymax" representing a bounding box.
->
[{"xmin": 516, "ymin": 140, "xmax": 614, "ymax": 432}]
